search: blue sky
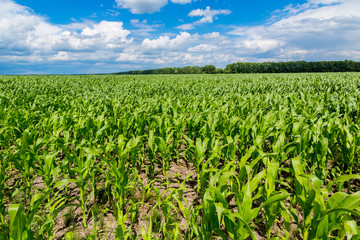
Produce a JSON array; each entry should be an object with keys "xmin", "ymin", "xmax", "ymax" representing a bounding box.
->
[{"xmin": 1, "ymin": 0, "xmax": 359, "ymax": 74}]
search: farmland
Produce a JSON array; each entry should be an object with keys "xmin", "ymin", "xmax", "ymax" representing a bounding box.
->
[{"xmin": 0, "ymin": 73, "xmax": 360, "ymax": 239}]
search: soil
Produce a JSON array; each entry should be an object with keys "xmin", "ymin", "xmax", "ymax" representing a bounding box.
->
[{"xmin": 1, "ymin": 149, "xmax": 358, "ymax": 239}]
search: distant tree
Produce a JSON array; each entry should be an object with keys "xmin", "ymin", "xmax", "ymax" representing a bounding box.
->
[
  {"xmin": 114, "ymin": 60, "xmax": 360, "ymax": 75},
  {"xmin": 216, "ymin": 68, "xmax": 224, "ymax": 74},
  {"xmin": 225, "ymin": 64, "xmax": 237, "ymax": 73},
  {"xmin": 201, "ymin": 65, "xmax": 217, "ymax": 74},
  {"xmin": 224, "ymin": 60, "xmax": 360, "ymax": 74}
]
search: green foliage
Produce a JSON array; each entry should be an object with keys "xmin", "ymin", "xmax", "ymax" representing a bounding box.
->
[
  {"xmin": 225, "ymin": 60, "xmax": 360, "ymax": 73},
  {"xmin": 115, "ymin": 60, "xmax": 360, "ymax": 74},
  {"xmin": 0, "ymin": 73, "xmax": 360, "ymax": 239}
]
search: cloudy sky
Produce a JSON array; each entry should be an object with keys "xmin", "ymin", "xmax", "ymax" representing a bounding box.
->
[{"xmin": 1, "ymin": 0, "xmax": 359, "ymax": 74}]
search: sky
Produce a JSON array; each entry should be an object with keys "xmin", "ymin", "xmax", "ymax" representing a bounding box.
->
[{"xmin": 1, "ymin": 0, "xmax": 360, "ymax": 74}]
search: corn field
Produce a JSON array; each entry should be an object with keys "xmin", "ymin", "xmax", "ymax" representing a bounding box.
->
[{"xmin": 0, "ymin": 73, "xmax": 359, "ymax": 239}]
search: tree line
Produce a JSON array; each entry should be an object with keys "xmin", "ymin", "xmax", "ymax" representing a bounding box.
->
[{"xmin": 115, "ymin": 60, "xmax": 360, "ymax": 74}]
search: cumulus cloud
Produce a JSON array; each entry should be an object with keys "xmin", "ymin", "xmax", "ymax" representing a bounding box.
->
[
  {"xmin": 2, "ymin": 0, "xmax": 360, "ymax": 74},
  {"xmin": 141, "ymin": 32, "xmax": 193, "ymax": 50},
  {"xmin": 49, "ymin": 51, "xmax": 71, "ymax": 61},
  {"xmin": 131, "ymin": 19, "xmax": 152, "ymax": 29},
  {"xmin": 0, "ymin": 0, "xmax": 61, "ymax": 50},
  {"xmin": 176, "ymin": 24, "xmax": 194, "ymax": 30},
  {"xmin": 23, "ymin": 20, "xmax": 131, "ymax": 52},
  {"xmin": 228, "ymin": 0, "xmax": 360, "ymax": 60},
  {"xmin": 188, "ymin": 6, "xmax": 231, "ymax": 23},
  {"xmin": 308, "ymin": 0, "xmax": 341, "ymax": 4},
  {"xmin": 115, "ymin": 30, "xmax": 239, "ymax": 67},
  {"xmin": 177, "ymin": 6, "xmax": 231, "ymax": 30},
  {"xmin": 116, "ymin": 52, "xmax": 138, "ymax": 62},
  {"xmin": 115, "ymin": 0, "xmax": 192, "ymax": 14},
  {"xmin": 203, "ymin": 32, "xmax": 221, "ymax": 38},
  {"xmin": 241, "ymin": 39, "xmax": 284, "ymax": 53},
  {"xmin": 115, "ymin": 0, "xmax": 168, "ymax": 14},
  {"xmin": 170, "ymin": 0, "xmax": 192, "ymax": 4},
  {"xmin": 130, "ymin": 19, "xmax": 163, "ymax": 36},
  {"xmin": 188, "ymin": 44, "xmax": 218, "ymax": 52},
  {"xmin": 0, "ymin": 0, "xmax": 132, "ymax": 63},
  {"xmin": 119, "ymin": 0, "xmax": 360, "ymax": 67}
]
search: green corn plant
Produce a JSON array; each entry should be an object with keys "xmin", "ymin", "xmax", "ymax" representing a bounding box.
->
[
  {"xmin": 291, "ymin": 155, "xmax": 360, "ymax": 239},
  {"xmin": 127, "ymin": 135, "xmax": 143, "ymax": 172},
  {"xmin": 310, "ymin": 174, "xmax": 360, "ymax": 239},
  {"xmin": 232, "ymin": 170, "xmax": 265, "ymax": 240},
  {"xmin": 207, "ymin": 138, "xmax": 223, "ymax": 168},
  {"xmin": 37, "ymin": 152, "xmax": 59, "ymax": 194},
  {"xmin": 291, "ymin": 155, "xmax": 325, "ymax": 239},
  {"xmin": 183, "ymin": 135, "xmax": 210, "ymax": 195},
  {"xmin": 338, "ymin": 123, "xmax": 360, "ymax": 192},
  {"xmin": 173, "ymin": 176, "xmax": 197, "ymax": 239},
  {"xmin": 7, "ymin": 192, "xmax": 47, "ymax": 240},
  {"xmin": 311, "ymin": 191, "xmax": 360, "ymax": 239},
  {"xmin": 2, "ymin": 72, "xmax": 360, "ymax": 239},
  {"xmin": 68, "ymin": 148, "xmax": 99, "ymax": 229},
  {"xmin": 307, "ymin": 118, "xmax": 330, "ymax": 180},
  {"xmin": 4, "ymin": 180, "xmax": 74, "ymax": 240},
  {"xmin": 106, "ymin": 135, "xmax": 134, "ymax": 239},
  {"xmin": 134, "ymin": 109, "xmax": 147, "ymax": 136},
  {"xmin": 195, "ymin": 166, "xmax": 258, "ymax": 240},
  {"xmin": 12, "ymin": 129, "xmax": 37, "ymax": 205},
  {"xmin": 223, "ymin": 135, "xmax": 239, "ymax": 164},
  {"xmin": 155, "ymin": 132, "xmax": 175, "ymax": 184},
  {"xmin": 141, "ymin": 215, "xmax": 153, "ymax": 240},
  {"xmin": 0, "ymin": 150, "xmax": 9, "ymax": 228},
  {"xmin": 85, "ymin": 147, "xmax": 104, "ymax": 204},
  {"xmin": 156, "ymin": 190, "xmax": 180, "ymax": 239},
  {"xmin": 262, "ymin": 157, "xmax": 289, "ymax": 239},
  {"xmin": 39, "ymin": 181, "xmax": 78, "ymax": 240},
  {"xmin": 8, "ymin": 204, "xmax": 30, "ymax": 240},
  {"xmin": 137, "ymin": 178, "xmax": 156, "ymax": 206},
  {"xmin": 152, "ymin": 114, "xmax": 170, "ymax": 140},
  {"xmin": 147, "ymin": 130, "xmax": 157, "ymax": 179}
]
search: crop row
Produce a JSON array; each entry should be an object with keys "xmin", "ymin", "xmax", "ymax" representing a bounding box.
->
[{"xmin": 0, "ymin": 73, "xmax": 359, "ymax": 239}]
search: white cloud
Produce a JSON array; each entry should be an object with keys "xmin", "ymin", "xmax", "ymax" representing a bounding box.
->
[
  {"xmin": 61, "ymin": 21, "xmax": 95, "ymax": 30},
  {"xmin": 188, "ymin": 6, "xmax": 231, "ymax": 23},
  {"xmin": 242, "ymin": 39, "xmax": 285, "ymax": 53},
  {"xmin": 171, "ymin": 0, "xmax": 192, "ymax": 4},
  {"xmin": 50, "ymin": 51, "xmax": 71, "ymax": 61},
  {"xmin": 308, "ymin": 0, "xmax": 341, "ymax": 4},
  {"xmin": 115, "ymin": 0, "xmax": 168, "ymax": 14},
  {"xmin": 203, "ymin": 32, "xmax": 220, "ymax": 38},
  {"xmin": 2, "ymin": 0, "xmax": 360, "ymax": 74},
  {"xmin": 114, "ymin": 0, "xmax": 193, "ymax": 14},
  {"xmin": 177, "ymin": 24, "xmax": 194, "ymax": 30},
  {"xmin": 24, "ymin": 21, "xmax": 132, "ymax": 52},
  {"xmin": 0, "ymin": 54, "xmax": 45, "ymax": 62},
  {"xmin": 0, "ymin": 0, "xmax": 132, "ymax": 62},
  {"xmin": 131, "ymin": 19, "xmax": 149, "ymax": 27},
  {"xmin": 141, "ymin": 32, "xmax": 193, "ymax": 50},
  {"xmin": 116, "ymin": 53, "xmax": 138, "ymax": 62},
  {"xmin": 80, "ymin": 21, "xmax": 131, "ymax": 48},
  {"xmin": 188, "ymin": 44, "xmax": 218, "ymax": 52},
  {"xmin": 177, "ymin": 6, "xmax": 231, "ymax": 30},
  {"xmin": 0, "ymin": 0, "xmax": 61, "ymax": 50},
  {"xmin": 130, "ymin": 19, "xmax": 163, "ymax": 36},
  {"xmin": 115, "ymin": 30, "xmax": 239, "ymax": 68},
  {"xmin": 228, "ymin": 0, "xmax": 360, "ymax": 59}
]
